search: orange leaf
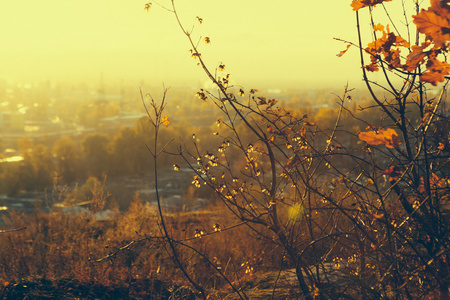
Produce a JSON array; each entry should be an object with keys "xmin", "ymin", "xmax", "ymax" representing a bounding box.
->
[
  {"xmin": 418, "ymin": 173, "xmax": 445, "ymax": 194},
  {"xmin": 380, "ymin": 165, "xmax": 402, "ymax": 182},
  {"xmin": 303, "ymin": 121, "xmax": 316, "ymax": 126},
  {"xmin": 161, "ymin": 116, "xmax": 170, "ymax": 127},
  {"xmin": 337, "ymin": 44, "xmax": 351, "ymax": 57},
  {"xmin": 364, "ymin": 24, "xmax": 410, "ymax": 71},
  {"xmin": 373, "ymin": 23, "xmax": 384, "ymax": 31},
  {"xmin": 364, "ymin": 63, "xmax": 379, "ymax": 72},
  {"xmin": 404, "ymin": 43, "xmax": 430, "ymax": 72},
  {"xmin": 358, "ymin": 128, "xmax": 400, "ymax": 148},
  {"xmin": 420, "ymin": 71, "xmax": 446, "ymax": 86},
  {"xmin": 413, "ymin": 2, "xmax": 450, "ymax": 47},
  {"xmin": 373, "ymin": 213, "xmax": 385, "ymax": 219},
  {"xmin": 420, "ymin": 57, "xmax": 450, "ymax": 85}
]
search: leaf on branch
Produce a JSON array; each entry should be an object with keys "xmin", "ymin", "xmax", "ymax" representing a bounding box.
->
[
  {"xmin": 373, "ymin": 23, "xmax": 384, "ymax": 31},
  {"xmin": 303, "ymin": 121, "xmax": 316, "ymax": 126},
  {"xmin": 257, "ymin": 97, "xmax": 267, "ymax": 105},
  {"xmin": 194, "ymin": 229, "xmax": 204, "ymax": 238},
  {"xmin": 191, "ymin": 52, "xmax": 201, "ymax": 59},
  {"xmin": 196, "ymin": 89, "xmax": 207, "ymax": 101},
  {"xmin": 364, "ymin": 63, "xmax": 379, "ymax": 72},
  {"xmin": 336, "ymin": 44, "xmax": 351, "ymax": 57},
  {"xmin": 358, "ymin": 128, "xmax": 401, "ymax": 148},
  {"xmin": 404, "ymin": 43, "xmax": 430, "ymax": 72},
  {"xmin": 364, "ymin": 25, "xmax": 409, "ymax": 71},
  {"xmin": 351, "ymin": 0, "xmax": 392, "ymax": 11},
  {"xmin": 161, "ymin": 116, "xmax": 170, "ymax": 127},
  {"xmin": 144, "ymin": 3, "xmax": 152, "ymax": 11},
  {"xmin": 413, "ymin": 1, "xmax": 450, "ymax": 47},
  {"xmin": 196, "ymin": 16, "xmax": 203, "ymax": 24},
  {"xmin": 380, "ymin": 165, "xmax": 402, "ymax": 182},
  {"xmin": 268, "ymin": 98, "xmax": 278, "ymax": 106},
  {"xmin": 204, "ymin": 37, "xmax": 211, "ymax": 44},
  {"xmin": 218, "ymin": 64, "xmax": 225, "ymax": 71},
  {"xmin": 418, "ymin": 173, "xmax": 445, "ymax": 194},
  {"xmin": 420, "ymin": 57, "xmax": 450, "ymax": 85}
]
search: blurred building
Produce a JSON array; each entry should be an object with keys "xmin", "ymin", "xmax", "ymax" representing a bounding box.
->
[{"xmin": 0, "ymin": 112, "xmax": 24, "ymax": 132}]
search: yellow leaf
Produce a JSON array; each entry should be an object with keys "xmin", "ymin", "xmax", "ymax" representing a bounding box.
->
[{"xmin": 162, "ymin": 116, "xmax": 170, "ymax": 127}]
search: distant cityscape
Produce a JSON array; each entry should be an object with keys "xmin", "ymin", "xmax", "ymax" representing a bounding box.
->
[
  {"xmin": 0, "ymin": 79, "xmax": 349, "ymax": 157},
  {"xmin": 0, "ymin": 79, "xmax": 381, "ymax": 216}
]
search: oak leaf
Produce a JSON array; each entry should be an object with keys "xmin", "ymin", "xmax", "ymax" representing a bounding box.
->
[
  {"xmin": 358, "ymin": 128, "xmax": 400, "ymax": 148},
  {"xmin": 364, "ymin": 63, "xmax": 379, "ymax": 72},
  {"xmin": 420, "ymin": 57, "xmax": 450, "ymax": 85},
  {"xmin": 413, "ymin": 1, "xmax": 450, "ymax": 47},
  {"xmin": 404, "ymin": 43, "xmax": 430, "ymax": 72},
  {"xmin": 364, "ymin": 25, "xmax": 409, "ymax": 71}
]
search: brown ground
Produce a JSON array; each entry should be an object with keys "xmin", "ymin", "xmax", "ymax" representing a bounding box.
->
[
  {"xmin": 0, "ymin": 272, "xmax": 303, "ymax": 300},
  {"xmin": 0, "ymin": 277, "xmax": 196, "ymax": 300}
]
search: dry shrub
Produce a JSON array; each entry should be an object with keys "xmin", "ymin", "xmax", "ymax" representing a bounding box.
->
[{"xmin": 0, "ymin": 197, "xmax": 284, "ymax": 293}]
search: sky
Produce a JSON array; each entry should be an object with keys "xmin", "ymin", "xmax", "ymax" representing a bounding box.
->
[{"xmin": 0, "ymin": 1, "xmax": 418, "ymax": 89}]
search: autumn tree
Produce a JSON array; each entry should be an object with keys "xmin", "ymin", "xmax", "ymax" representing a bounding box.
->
[
  {"xmin": 53, "ymin": 135, "xmax": 82, "ymax": 183},
  {"xmin": 4, "ymin": 138, "xmax": 54, "ymax": 193},
  {"xmin": 111, "ymin": 126, "xmax": 149, "ymax": 175},
  {"xmin": 81, "ymin": 133, "xmax": 111, "ymax": 178},
  {"xmin": 135, "ymin": 1, "xmax": 450, "ymax": 299}
]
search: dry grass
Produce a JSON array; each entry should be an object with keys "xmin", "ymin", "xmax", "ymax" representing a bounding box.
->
[{"xmin": 0, "ymin": 198, "xmax": 292, "ymax": 298}]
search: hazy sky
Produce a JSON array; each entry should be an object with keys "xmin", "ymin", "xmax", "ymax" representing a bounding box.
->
[{"xmin": 0, "ymin": 1, "xmax": 416, "ymax": 89}]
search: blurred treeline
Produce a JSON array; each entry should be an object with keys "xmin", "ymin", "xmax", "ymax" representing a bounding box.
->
[{"xmin": 0, "ymin": 88, "xmax": 396, "ymax": 200}]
